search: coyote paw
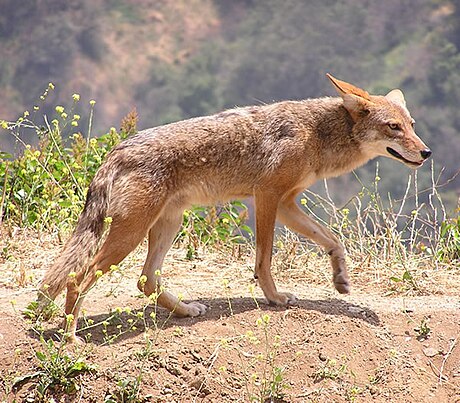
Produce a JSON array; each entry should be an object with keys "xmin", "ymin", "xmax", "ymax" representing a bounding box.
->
[
  {"xmin": 333, "ymin": 273, "xmax": 350, "ymax": 294},
  {"xmin": 268, "ymin": 291, "xmax": 298, "ymax": 306},
  {"xmin": 66, "ymin": 334, "xmax": 85, "ymax": 345},
  {"xmin": 175, "ymin": 301, "xmax": 207, "ymax": 317},
  {"xmin": 59, "ymin": 320, "xmax": 85, "ymax": 344}
]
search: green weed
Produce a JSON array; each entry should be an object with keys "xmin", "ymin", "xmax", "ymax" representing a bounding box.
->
[
  {"xmin": 313, "ymin": 357, "xmax": 348, "ymax": 382},
  {"xmin": 12, "ymin": 337, "xmax": 95, "ymax": 400},
  {"xmin": 389, "ymin": 269, "xmax": 418, "ymax": 292},
  {"xmin": 104, "ymin": 375, "xmax": 143, "ymax": 403},
  {"xmin": 414, "ymin": 317, "xmax": 431, "ymax": 341},
  {"xmin": 23, "ymin": 299, "xmax": 60, "ymax": 322},
  {"xmin": 224, "ymin": 313, "xmax": 289, "ymax": 403},
  {"xmin": 437, "ymin": 215, "xmax": 460, "ymax": 262}
]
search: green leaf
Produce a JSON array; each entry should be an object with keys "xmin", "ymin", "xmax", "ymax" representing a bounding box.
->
[
  {"xmin": 402, "ymin": 271, "xmax": 413, "ymax": 281},
  {"xmin": 59, "ymin": 200, "xmax": 72, "ymax": 208},
  {"xmin": 36, "ymin": 351, "xmax": 47, "ymax": 362},
  {"xmin": 13, "ymin": 371, "xmax": 42, "ymax": 387}
]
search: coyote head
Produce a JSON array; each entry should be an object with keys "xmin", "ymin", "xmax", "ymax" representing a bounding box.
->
[{"xmin": 327, "ymin": 74, "xmax": 431, "ymax": 168}]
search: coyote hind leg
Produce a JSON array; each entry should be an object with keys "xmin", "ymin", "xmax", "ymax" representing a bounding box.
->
[
  {"xmin": 64, "ymin": 215, "xmax": 152, "ymax": 342},
  {"xmin": 138, "ymin": 209, "xmax": 207, "ymax": 317}
]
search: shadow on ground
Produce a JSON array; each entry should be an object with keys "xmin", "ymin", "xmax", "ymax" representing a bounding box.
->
[{"xmin": 35, "ymin": 296, "xmax": 380, "ymax": 345}]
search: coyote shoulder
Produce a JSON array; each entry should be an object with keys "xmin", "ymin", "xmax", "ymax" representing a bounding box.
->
[{"xmin": 39, "ymin": 74, "xmax": 431, "ymax": 342}]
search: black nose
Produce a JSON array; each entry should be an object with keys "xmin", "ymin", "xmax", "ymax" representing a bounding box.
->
[{"xmin": 420, "ymin": 149, "xmax": 432, "ymax": 159}]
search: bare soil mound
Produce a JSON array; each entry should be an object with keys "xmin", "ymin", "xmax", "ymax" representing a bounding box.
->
[{"xmin": 1, "ymin": 231, "xmax": 459, "ymax": 402}]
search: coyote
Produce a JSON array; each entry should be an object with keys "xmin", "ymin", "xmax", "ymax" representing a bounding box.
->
[{"xmin": 38, "ymin": 74, "xmax": 431, "ymax": 342}]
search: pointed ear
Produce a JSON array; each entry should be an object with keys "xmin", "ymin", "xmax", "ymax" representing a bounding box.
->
[
  {"xmin": 342, "ymin": 94, "xmax": 372, "ymax": 121},
  {"xmin": 386, "ymin": 89, "xmax": 406, "ymax": 106},
  {"xmin": 326, "ymin": 74, "xmax": 373, "ymax": 121},
  {"xmin": 326, "ymin": 73, "xmax": 371, "ymax": 101}
]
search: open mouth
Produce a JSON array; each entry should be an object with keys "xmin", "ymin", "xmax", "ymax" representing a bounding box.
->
[{"xmin": 386, "ymin": 147, "xmax": 423, "ymax": 167}]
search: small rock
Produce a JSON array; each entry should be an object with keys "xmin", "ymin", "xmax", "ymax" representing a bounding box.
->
[
  {"xmin": 369, "ymin": 385, "xmax": 379, "ymax": 395},
  {"xmin": 189, "ymin": 377, "xmax": 204, "ymax": 389},
  {"xmin": 347, "ymin": 306, "xmax": 362, "ymax": 315},
  {"xmin": 319, "ymin": 352, "xmax": 327, "ymax": 362},
  {"xmin": 165, "ymin": 364, "xmax": 182, "ymax": 377},
  {"xmin": 190, "ymin": 350, "xmax": 203, "ymax": 362},
  {"xmin": 423, "ymin": 347, "xmax": 438, "ymax": 357},
  {"xmin": 189, "ymin": 376, "xmax": 211, "ymax": 395}
]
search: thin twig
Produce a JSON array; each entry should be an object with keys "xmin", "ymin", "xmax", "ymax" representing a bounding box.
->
[
  {"xmin": 439, "ymin": 337, "xmax": 458, "ymax": 384},
  {"xmin": 428, "ymin": 360, "xmax": 446, "ymax": 381},
  {"xmin": 0, "ymin": 161, "xmax": 9, "ymax": 224},
  {"xmin": 192, "ymin": 343, "xmax": 221, "ymax": 402}
]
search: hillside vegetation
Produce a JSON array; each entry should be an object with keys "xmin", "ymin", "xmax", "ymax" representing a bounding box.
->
[{"xmin": 0, "ymin": 0, "xmax": 459, "ymax": 205}]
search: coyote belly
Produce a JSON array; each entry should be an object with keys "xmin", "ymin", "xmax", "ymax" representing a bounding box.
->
[{"xmin": 38, "ymin": 74, "xmax": 431, "ymax": 342}]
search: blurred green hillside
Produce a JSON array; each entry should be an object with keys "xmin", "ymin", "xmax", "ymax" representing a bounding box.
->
[{"xmin": 0, "ymin": 0, "xmax": 459, "ymax": 207}]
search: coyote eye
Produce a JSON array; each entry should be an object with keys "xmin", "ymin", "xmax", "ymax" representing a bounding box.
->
[{"xmin": 388, "ymin": 122, "xmax": 401, "ymax": 131}]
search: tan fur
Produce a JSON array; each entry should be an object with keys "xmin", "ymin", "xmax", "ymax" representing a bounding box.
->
[{"xmin": 38, "ymin": 74, "xmax": 431, "ymax": 342}]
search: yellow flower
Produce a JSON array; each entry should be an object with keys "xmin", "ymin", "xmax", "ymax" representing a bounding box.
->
[
  {"xmin": 89, "ymin": 99, "xmax": 96, "ymax": 106},
  {"xmin": 55, "ymin": 105, "xmax": 64, "ymax": 114},
  {"xmin": 139, "ymin": 275, "xmax": 147, "ymax": 286},
  {"xmin": 72, "ymin": 93, "xmax": 80, "ymax": 102}
]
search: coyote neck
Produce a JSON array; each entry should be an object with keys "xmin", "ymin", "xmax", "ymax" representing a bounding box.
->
[{"xmin": 298, "ymin": 97, "xmax": 371, "ymax": 178}]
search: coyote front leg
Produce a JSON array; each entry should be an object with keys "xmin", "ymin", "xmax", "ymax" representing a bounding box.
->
[
  {"xmin": 277, "ymin": 196, "xmax": 350, "ymax": 294},
  {"xmin": 254, "ymin": 190, "xmax": 298, "ymax": 305}
]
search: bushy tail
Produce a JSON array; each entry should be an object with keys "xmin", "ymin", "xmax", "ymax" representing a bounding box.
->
[{"xmin": 38, "ymin": 164, "xmax": 116, "ymax": 302}]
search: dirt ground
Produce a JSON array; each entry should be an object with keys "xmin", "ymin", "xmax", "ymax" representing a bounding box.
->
[{"xmin": 0, "ymin": 229, "xmax": 459, "ymax": 402}]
